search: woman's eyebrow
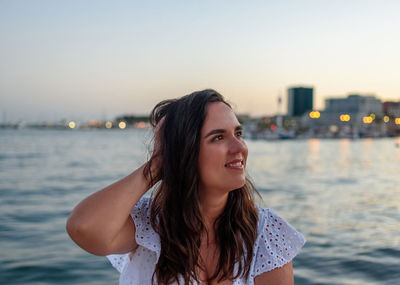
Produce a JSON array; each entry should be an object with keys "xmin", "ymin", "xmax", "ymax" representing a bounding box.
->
[{"xmin": 204, "ymin": 125, "xmax": 242, "ymax": 138}]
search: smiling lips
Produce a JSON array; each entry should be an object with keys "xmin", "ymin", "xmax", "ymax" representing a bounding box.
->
[{"xmin": 224, "ymin": 159, "xmax": 244, "ymax": 170}]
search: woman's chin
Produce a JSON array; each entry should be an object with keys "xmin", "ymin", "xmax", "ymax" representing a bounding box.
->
[{"xmin": 228, "ymin": 180, "xmax": 246, "ymax": 191}]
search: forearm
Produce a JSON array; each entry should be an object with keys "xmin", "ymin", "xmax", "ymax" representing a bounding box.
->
[{"xmin": 66, "ymin": 163, "xmax": 151, "ymax": 255}]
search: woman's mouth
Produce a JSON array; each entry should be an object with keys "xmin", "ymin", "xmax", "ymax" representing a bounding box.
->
[{"xmin": 224, "ymin": 159, "xmax": 244, "ymax": 169}]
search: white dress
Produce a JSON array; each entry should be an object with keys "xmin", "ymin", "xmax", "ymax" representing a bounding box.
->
[{"xmin": 107, "ymin": 197, "xmax": 305, "ymax": 285}]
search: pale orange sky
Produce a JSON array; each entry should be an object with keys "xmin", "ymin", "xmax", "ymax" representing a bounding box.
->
[{"xmin": 1, "ymin": 0, "xmax": 399, "ymax": 122}]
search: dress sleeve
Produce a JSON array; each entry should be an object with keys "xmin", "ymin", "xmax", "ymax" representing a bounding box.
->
[
  {"xmin": 106, "ymin": 196, "xmax": 160, "ymax": 273},
  {"xmin": 251, "ymin": 207, "xmax": 306, "ymax": 277}
]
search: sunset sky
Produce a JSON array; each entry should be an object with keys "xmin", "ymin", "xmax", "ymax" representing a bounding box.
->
[{"xmin": 1, "ymin": 0, "xmax": 400, "ymax": 122}]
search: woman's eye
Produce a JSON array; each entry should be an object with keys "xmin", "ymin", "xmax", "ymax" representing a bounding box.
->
[
  {"xmin": 236, "ymin": 131, "xmax": 243, "ymax": 137},
  {"xmin": 212, "ymin": 135, "xmax": 223, "ymax": 142}
]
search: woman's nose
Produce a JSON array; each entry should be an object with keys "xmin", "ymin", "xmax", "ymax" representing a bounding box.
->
[{"xmin": 228, "ymin": 136, "xmax": 247, "ymax": 154}]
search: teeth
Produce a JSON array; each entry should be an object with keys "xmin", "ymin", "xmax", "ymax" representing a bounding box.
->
[{"xmin": 226, "ymin": 161, "xmax": 242, "ymax": 167}]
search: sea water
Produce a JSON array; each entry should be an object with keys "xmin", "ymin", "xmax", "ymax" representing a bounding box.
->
[{"xmin": 1, "ymin": 129, "xmax": 399, "ymax": 284}]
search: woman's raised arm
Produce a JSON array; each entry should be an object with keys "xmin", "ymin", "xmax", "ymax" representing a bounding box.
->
[
  {"xmin": 67, "ymin": 119, "xmax": 163, "ymax": 256},
  {"xmin": 66, "ymin": 164, "xmax": 152, "ymax": 256}
]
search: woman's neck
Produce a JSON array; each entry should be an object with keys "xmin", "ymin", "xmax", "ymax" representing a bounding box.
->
[{"xmin": 199, "ymin": 189, "xmax": 229, "ymax": 230}]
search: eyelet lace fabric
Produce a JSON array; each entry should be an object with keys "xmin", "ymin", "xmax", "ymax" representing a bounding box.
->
[{"xmin": 107, "ymin": 197, "xmax": 305, "ymax": 284}]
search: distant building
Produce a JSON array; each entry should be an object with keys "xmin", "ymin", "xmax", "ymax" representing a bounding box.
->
[
  {"xmin": 287, "ymin": 87, "xmax": 313, "ymax": 117},
  {"xmin": 325, "ymin": 94, "xmax": 382, "ymax": 116},
  {"xmin": 307, "ymin": 93, "xmax": 383, "ymax": 137},
  {"xmin": 383, "ymin": 101, "xmax": 400, "ymax": 117}
]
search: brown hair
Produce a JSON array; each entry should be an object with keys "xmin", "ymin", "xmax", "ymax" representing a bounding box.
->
[{"xmin": 144, "ymin": 89, "xmax": 259, "ymax": 284}]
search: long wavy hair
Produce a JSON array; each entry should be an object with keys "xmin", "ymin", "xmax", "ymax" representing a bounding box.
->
[{"xmin": 143, "ymin": 89, "xmax": 259, "ymax": 284}]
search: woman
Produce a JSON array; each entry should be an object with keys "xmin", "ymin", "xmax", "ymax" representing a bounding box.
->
[{"xmin": 66, "ymin": 89, "xmax": 305, "ymax": 285}]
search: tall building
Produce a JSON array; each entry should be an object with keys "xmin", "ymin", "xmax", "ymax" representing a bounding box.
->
[{"xmin": 287, "ymin": 87, "xmax": 313, "ymax": 117}]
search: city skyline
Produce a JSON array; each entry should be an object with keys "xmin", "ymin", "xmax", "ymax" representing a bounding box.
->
[{"xmin": 1, "ymin": 0, "xmax": 400, "ymax": 122}]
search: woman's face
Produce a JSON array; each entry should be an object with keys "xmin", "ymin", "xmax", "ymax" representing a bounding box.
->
[{"xmin": 198, "ymin": 102, "xmax": 248, "ymax": 195}]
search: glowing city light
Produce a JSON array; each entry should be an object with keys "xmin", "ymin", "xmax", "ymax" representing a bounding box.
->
[
  {"xmin": 309, "ymin": 111, "xmax": 320, "ymax": 119},
  {"xmin": 363, "ymin": 116, "xmax": 373, "ymax": 124},
  {"xmin": 383, "ymin": 116, "xmax": 390, "ymax": 123},
  {"xmin": 118, "ymin": 121, "xmax": 127, "ymax": 129},
  {"xmin": 105, "ymin": 121, "xmax": 113, "ymax": 129},
  {"xmin": 68, "ymin": 121, "xmax": 76, "ymax": 129},
  {"xmin": 369, "ymin": 113, "xmax": 376, "ymax": 120},
  {"xmin": 340, "ymin": 114, "xmax": 350, "ymax": 122},
  {"xmin": 134, "ymin": 121, "xmax": 146, "ymax": 129},
  {"xmin": 395, "ymin": 118, "xmax": 400, "ymax": 125}
]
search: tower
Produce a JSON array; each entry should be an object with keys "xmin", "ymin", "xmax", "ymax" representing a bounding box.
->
[{"xmin": 287, "ymin": 87, "xmax": 313, "ymax": 117}]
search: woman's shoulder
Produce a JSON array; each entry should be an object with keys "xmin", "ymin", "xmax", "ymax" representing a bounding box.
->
[
  {"xmin": 256, "ymin": 206, "xmax": 305, "ymax": 247},
  {"xmin": 128, "ymin": 196, "xmax": 160, "ymax": 254},
  {"xmin": 249, "ymin": 206, "xmax": 306, "ymax": 279},
  {"xmin": 107, "ymin": 196, "xmax": 160, "ymax": 279},
  {"xmin": 133, "ymin": 196, "xmax": 152, "ymax": 211},
  {"xmin": 256, "ymin": 207, "xmax": 294, "ymax": 228},
  {"xmin": 129, "ymin": 196, "xmax": 153, "ymax": 223}
]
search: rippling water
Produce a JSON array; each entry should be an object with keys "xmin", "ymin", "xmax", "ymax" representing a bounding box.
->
[{"xmin": 1, "ymin": 129, "xmax": 399, "ymax": 284}]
